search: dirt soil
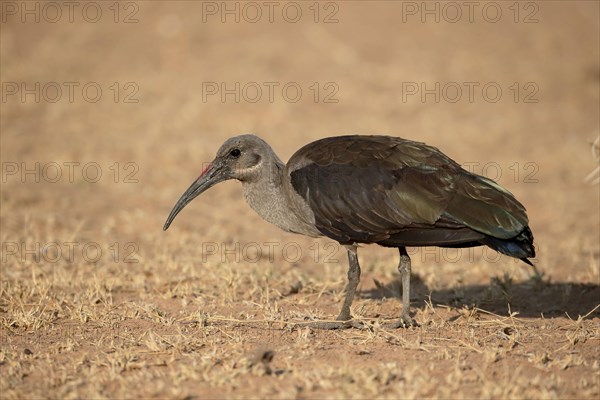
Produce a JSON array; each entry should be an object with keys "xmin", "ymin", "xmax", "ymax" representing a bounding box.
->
[{"xmin": 1, "ymin": 1, "xmax": 599, "ymax": 399}]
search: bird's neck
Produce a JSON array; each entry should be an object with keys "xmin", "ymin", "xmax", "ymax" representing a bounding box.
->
[{"xmin": 241, "ymin": 160, "xmax": 321, "ymax": 237}]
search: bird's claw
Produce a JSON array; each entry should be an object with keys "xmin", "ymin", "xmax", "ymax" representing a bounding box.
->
[
  {"xmin": 297, "ymin": 318, "xmax": 369, "ymax": 330},
  {"xmin": 385, "ymin": 314, "xmax": 419, "ymax": 329}
]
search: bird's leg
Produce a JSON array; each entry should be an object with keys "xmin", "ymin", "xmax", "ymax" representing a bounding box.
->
[
  {"xmin": 303, "ymin": 245, "xmax": 364, "ymax": 330},
  {"xmin": 336, "ymin": 246, "xmax": 361, "ymax": 321},
  {"xmin": 386, "ymin": 247, "xmax": 418, "ymax": 328}
]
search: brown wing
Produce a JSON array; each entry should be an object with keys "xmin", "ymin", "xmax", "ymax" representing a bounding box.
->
[{"xmin": 287, "ymin": 135, "xmax": 529, "ymax": 246}]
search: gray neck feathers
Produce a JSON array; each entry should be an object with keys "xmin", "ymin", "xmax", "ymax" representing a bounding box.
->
[{"xmin": 241, "ymin": 159, "xmax": 321, "ymax": 238}]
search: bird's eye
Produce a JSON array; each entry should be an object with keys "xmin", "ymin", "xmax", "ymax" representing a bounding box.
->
[{"xmin": 229, "ymin": 148, "xmax": 241, "ymax": 158}]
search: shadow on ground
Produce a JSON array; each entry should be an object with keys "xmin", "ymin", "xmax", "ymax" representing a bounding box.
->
[{"xmin": 361, "ymin": 276, "xmax": 600, "ymax": 320}]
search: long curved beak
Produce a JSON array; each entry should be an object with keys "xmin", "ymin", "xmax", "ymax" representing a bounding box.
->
[{"xmin": 163, "ymin": 162, "xmax": 229, "ymax": 231}]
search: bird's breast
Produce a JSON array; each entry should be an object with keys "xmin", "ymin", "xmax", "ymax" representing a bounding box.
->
[{"xmin": 241, "ymin": 179, "xmax": 322, "ymax": 238}]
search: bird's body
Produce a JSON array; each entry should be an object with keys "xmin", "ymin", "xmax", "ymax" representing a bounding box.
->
[
  {"xmin": 164, "ymin": 134, "xmax": 535, "ymax": 328},
  {"xmin": 286, "ymin": 135, "xmax": 534, "ymax": 260}
]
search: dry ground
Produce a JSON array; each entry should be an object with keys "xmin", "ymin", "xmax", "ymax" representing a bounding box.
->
[{"xmin": 1, "ymin": 1, "xmax": 599, "ymax": 398}]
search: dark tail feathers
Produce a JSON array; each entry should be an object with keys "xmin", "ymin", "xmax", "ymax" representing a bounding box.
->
[{"xmin": 482, "ymin": 226, "xmax": 535, "ymax": 264}]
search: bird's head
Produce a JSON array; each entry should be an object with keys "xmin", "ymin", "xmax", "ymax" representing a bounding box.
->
[{"xmin": 163, "ymin": 134, "xmax": 279, "ymax": 230}]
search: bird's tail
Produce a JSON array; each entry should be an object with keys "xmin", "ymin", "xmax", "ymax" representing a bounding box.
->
[{"xmin": 481, "ymin": 226, "xmax": 535, "ymax": 263}]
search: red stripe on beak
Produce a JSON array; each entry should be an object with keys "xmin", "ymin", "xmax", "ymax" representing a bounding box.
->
[{"xmin": 199, "ymin": 163, "xmax": 212, "ymax": 178}]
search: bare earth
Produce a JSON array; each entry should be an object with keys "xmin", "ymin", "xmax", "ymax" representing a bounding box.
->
[{"xmin": 1, "ymin": 1, "xmax": 599, "ymax": 399}]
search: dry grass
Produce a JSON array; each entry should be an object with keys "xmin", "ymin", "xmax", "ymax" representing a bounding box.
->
[{"xmin": 1, "ymin": 1, "xmax": 599, "ymax": 399}]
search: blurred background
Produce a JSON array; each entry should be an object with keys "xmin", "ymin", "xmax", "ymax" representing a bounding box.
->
[{"xmin": 2, "ymin": 1, "xmax": 598, "ymax": 277}]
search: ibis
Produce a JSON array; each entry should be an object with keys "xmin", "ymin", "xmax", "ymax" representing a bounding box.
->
[{"xmin": 164, "ymin": 134, "xmax": 535, "ymax": 329}]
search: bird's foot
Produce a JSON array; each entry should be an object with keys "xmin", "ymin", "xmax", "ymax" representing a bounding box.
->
[
  {"xmin": 303, "ymin": 320, "xmax": 366, "ymax": 330},
  {"xmin": 385, "ymin": 313, "xmax": 419, "ymax": 329},
  {"xmin": 297, "ymin": 313, "xmax": 369, "ymax": 330}
]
